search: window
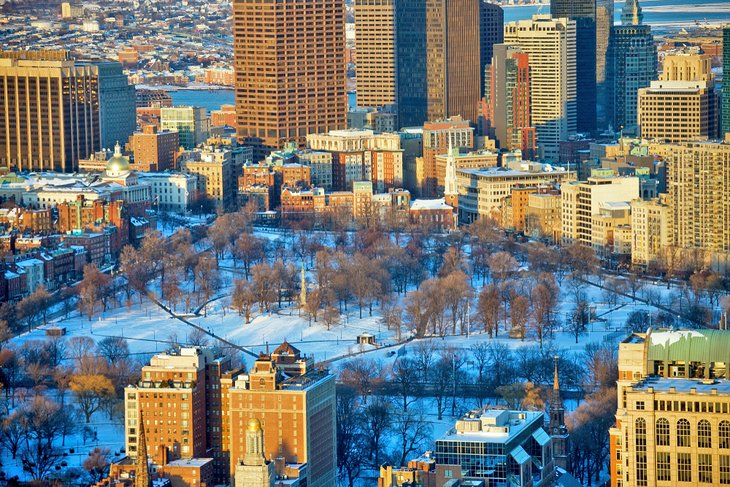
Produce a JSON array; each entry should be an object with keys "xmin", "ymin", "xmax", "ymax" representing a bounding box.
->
[
  {"xmin": 677, "ymin": 419, "xmax": 690, "ymax": 447},
  {"xmin": 721, "ymin": 421, "xmax": 730, "ymax": 449},
  {"xmin": 699, "ymin": 420, "xmax": 712, "ymax": 448},
  {"xmin": 656, "ymin": 418, "xmax": 670, "ymax": 446},
  {"xmin": 721, "ymin": 455, "xmax": 730, "ymax": 485},
  {"xmin": 678, "ymin": 453, "xmax": 692, "ymax": 483},
  {"xmin": 635, "ymin": 418, "xmax": 647, "ymax": 487},
  {"xmin": 699, "ymin": 454, "xmax": 712, "ymax": 483},
  {"xmin": 656, "ymin": 452, "xmax": 671, "ymax": 481},
  {"xmin": 636, "ymin": 401, "xmax": 645, "ymax": 410}
]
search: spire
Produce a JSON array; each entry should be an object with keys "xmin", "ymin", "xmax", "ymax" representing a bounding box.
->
[
  {"xmin": 299, "ymin": 260, "xmax": 307, "ymax": 307},
  {"xmin": 135, "ymin": 414, "xmax": 150, "ymax": 487},
  {"xmin": 114, "ymin": 141, "xmax": 122, "ymax": 157},
  {"xmin": 550, "ymin": 356, "xmax": 569, "ymax": 470},
  {"xmin": 621, "ymin": 0, "xmax": 643, "ymax": 26}
]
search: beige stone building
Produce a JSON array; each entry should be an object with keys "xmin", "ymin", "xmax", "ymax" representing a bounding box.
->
[
  {"xmin": 525, "ymin": 192, "xmax": 562, "ymax": 243},
  {"xmin": 561, "ymin": 173, "xmax": 639, "ymax": 246},
  {"xmin": 456, "ymin": 161, "xmax": 575, "ymax": 224},
  {"xmin": 504, "ymin": 15, "xmax": 577, "ymax": 162},
  {"xmin": 638, "ymin": 51, "xmax": 720, "ymax": 143},
  {"xmin": 630, "ymin": 197, "xmax": 671, "ymax": 268},
  {"xmin": 610, "ymin": 329, "xmax": 730, "ymax": 487},
  {"xmin": 590, "ymin": 202, "xmax": 632, "ymax": 259},
  {"xmin": 665, "ymin": 141, "xmax": 730, "ymax": 271},
  {"xmin": 181, "ymin": 148, "xmax": 238, "ymax": 210}
]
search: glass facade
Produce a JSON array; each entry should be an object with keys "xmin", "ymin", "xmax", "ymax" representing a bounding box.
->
[
  {"xmin": 723, "ymin": 27, "xmax": 730, "ymax": 136},
  {"xmin": 550, "ymin": 0, "xmax": 613, "ymax": 133}
]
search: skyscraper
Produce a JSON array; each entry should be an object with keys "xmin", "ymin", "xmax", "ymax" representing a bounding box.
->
[
  {"xmin": 723, "ymin": 25, "xmax": 730, "ymax": 136},
  {"xmin": 396, "ymin": 0, "xmax": 481, "ymax": 127},
  {"xmin": 612, "ymin": 0, "xmax": 656, "ymax": 134},
  {"xmin": 550, "ymin": 0, "xmax": 613, "ymax": 132},
  {"xmin": 96, "ymin": 62, "xmax": 136, "ymax": 151},
  {"xmin": 504, "ymin": 15, "xmax": 576, "ymax": 162},
  {"xmin": 479, "ymin": 1, "xmax": 504, "ymax": 98},
  {"xmin": 0, "ymin": 51, "xmax": 101, "ymax": 173},
  {"xmin": 233, "ymin": 0, "xmax": 347, "ymax": 158},
  {"xmin": 354, "ymin": 0, "xmax": 397, "ymax": 110},
  {"xmin": 483, "ymin": 44, "xmax": 537, "ymax": 159}
]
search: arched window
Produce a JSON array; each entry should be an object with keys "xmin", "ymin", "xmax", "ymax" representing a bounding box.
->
[
  {"xmin": 656, "ymin": 418, "xmax": 670, "ymax": 446},
  {"xmin": 677, "ymin": 419, "xmax": 691, "ymax": 447},
  {"xmin": 720, "ymin": 421, "xmax": 730, "ymax": 449},
  {"xmin": 699, "ymin": 420, "xmax": 712, "ymax": 448},
  {"xmin": 636, "ymin": 418, "xmax": 647, "ymax": 487}
]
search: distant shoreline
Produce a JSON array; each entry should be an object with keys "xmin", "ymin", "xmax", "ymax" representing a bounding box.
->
[{"xmin": 134, "ymin": 84, "xmax": 232, "ymax": 92}]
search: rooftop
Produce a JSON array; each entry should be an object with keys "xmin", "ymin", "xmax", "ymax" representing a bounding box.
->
[
  {"xmin": 631, "ymin": 376, "xmax": 730, "ymax": 395},
  {"xmin": 165, "ymin": 458, "xmax": 213, "ymax": 468},
  {"xmin": 438, "ymin": 409, "xmax": 545, "ymax": 444}
]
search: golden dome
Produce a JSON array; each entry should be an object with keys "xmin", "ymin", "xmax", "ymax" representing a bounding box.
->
[
  {"xmin": 247, "ymin": 418, "xmax": 262, "ymax": 433},
  {"xmin": 106, "ymin": 142, "xmax": 130, "ymax": 175}
]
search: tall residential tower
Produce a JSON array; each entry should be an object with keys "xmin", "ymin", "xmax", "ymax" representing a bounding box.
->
[
  {"xmin": 612, "ymin": 0, "xmax": 657, "ymax": 134},
  {"xmin": 233, "ymin": 0, "xmax": 347, "ymax": 158},
  {"xmin": 504, "ymin": 15, "xmax": 576, "ymax": 162}
]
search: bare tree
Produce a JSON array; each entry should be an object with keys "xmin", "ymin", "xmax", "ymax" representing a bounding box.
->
[
  {"xmin": 393, "ymin": 408, "xmax": 432, "ymax": 467},
  {"xmin": 232, "ymin": 234, "xmax": 266, "ymax": 279},
  {"xmin": 83, "ymin": 447, "xmax": 112, "ymax": 483},
  {"xmin": 77, "ymin": 264, "xmax": 113, "ymax": 319},
  {"xmin": 232, "ymin": 278, "xmax": 257, "ymax": 323},
  {"xmin": 390, "ymin": 357, "xmax": 419, "ymax": 412},
  {"xmin": 322, "ymin": 306, "xmax": 341, "ymax": 331},
  {"xmin": 0, "ymin": 410, "xmax": 25, "ymax": 459},
  {"xmin": 488, "ymin": 251, "xmax": 519, "ymax": 283},
  {"xmin": 477, "ymin": 284, "xmax": 501, "ymax": 337},
  {"xmin": 194, "ymin": 253, "xmax": 221, "ymax": 316},
  {"xmin": 69, "ymin": 374, "xmax": 116, "ymax": 423},
  {"xmin": 510, "ymin": 294, "xmax": 530, "ymax": 340},
  {"xmin": 362, "ymin": 397, "xmax": 391, "ymax": 467},
  {"xmin": 97, "ymin": 336, "xmax": 129, "ymax": 363}
]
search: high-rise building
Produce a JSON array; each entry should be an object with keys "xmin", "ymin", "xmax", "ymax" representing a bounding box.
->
[
  {"xmin": 637, "ymin": 51, "xmax": 720, "ymax": 143},
  {"xmin": 550, "ymin": 0, "xmax": 613, "ymax": 132},
  {"xmin": 114, "ymin": 345, "xmax": 336, "ymax": 487},
  {"xmin": 96, "ymin": 62, "xmax": 136, "ymax": 151},
  {"xmin": 233, "ymin": 0, "xmax": 347, "ymax": 158},
  {"xmin": 483, "ymin": 44, "xmax": 537, "ymax": 159},
  {"xmin": 0, "ymin": 51, "xmax": 101, "ymax": 173},
  {"xmin": 228, "ymin": 343, "xmax": 337, "ymax": 487},
  {"xmin": 160, "ymin": 106, "xmax": 210, "ymax": 150},
  {"xmin": 721, "ymin": 25, "xmax": 730, "ymax": 133},
  {"xmin": 396, "ymin": 0, "xmax": 481, "ymax": 127},
  {"xmin": 504, "ymin": 15, "xmax": 577, "ymax": 162},
  {"xmin": 664, "ymin": 141, "xmax": 730, "ymax": 269},
  {"xmin": 610, "ymin": 328, "xmax": 730, "ymax": 487},
  {"xmin": 354, "ymin": 0, "xmax": 397, "ymax": 110},
  {"xmin": 612, "ymin": 0, "xmax": 656, "ymax": 134},
  {"xmin": 479, "ymin": 1, "xmax": 504, "ymax": 99}
]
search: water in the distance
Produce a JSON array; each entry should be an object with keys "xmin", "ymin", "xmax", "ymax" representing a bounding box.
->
[
  {"xmin": 169, "ymin": 89, "xmax": 235, "ymax": 112},
  {"xmin": 169, "ymin": 89, "xmax": 358, "ymax": 112},
  {"xmin": 503, "ymin": 0, "xmax": 730, "ymax": 34}
]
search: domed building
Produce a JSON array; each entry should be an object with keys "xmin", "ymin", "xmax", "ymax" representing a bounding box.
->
[
  {"xmin": 105, "ymin": 142, "xmax": 131, "ymax": 177},
  {"xmin": 100, "ymin": 142, "xmax": 151, "ymax": 210}
]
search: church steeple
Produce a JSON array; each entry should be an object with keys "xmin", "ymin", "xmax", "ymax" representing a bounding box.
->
[
  {"xmin": 621, "ymin": 0, "xmax": 644, "ymax": 26},
  {"xmin": 135, "ymin": 414, "xmax": 150, "ymax": 487},
  {"xmin": 550, "ymin": 356, "xmax": 569, "ymax": 470},
  {"xmin": 299, "ymin": 260, "xmax": 307, "ymax": 308}
]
